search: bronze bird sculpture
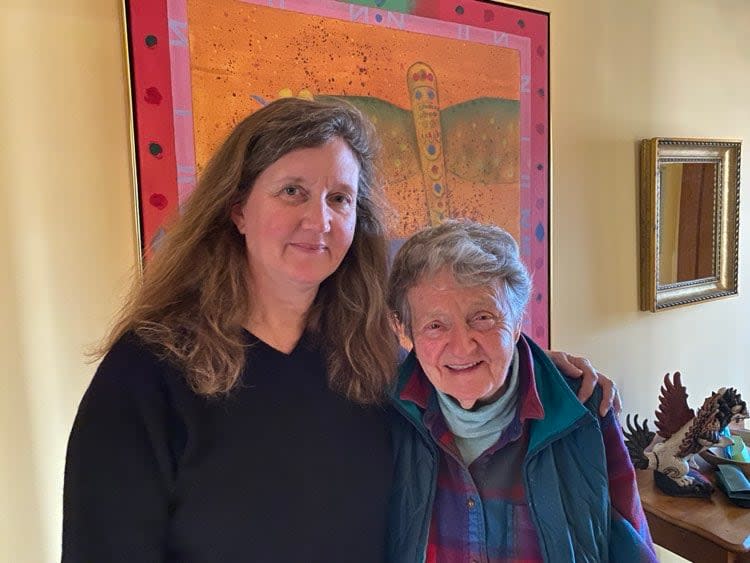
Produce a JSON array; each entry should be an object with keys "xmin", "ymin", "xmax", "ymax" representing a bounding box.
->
[{"xmin": 623, "ymin": 372, "xmax": 748, "ymax": 497}]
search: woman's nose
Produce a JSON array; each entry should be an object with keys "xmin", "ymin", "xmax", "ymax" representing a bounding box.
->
[
  {"xmin": 302, "ymin": 197, "xmax": 332, "ymax": 232},
  {"xmin": 448, "ymin": 325, "xmax": 478, "ymax": 355}
]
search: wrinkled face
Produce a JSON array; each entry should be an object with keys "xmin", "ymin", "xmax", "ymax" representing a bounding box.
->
[
  {"xmin": 231, "ymin": 137, "xmax": 359, "ymax": 293},
  {"xmin": 408, "ymin": 268, "xmax": 521, "ymax": 410}
]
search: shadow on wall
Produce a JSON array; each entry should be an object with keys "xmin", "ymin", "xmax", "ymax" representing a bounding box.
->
[{"xmin": 0, "ymin": 171, "xmax": 46, "ymax": 562}]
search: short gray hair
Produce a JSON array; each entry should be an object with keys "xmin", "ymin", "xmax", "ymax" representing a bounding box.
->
[{"xmin": 387, "ymin": 219, "xmax": 532, "ymax": 335}]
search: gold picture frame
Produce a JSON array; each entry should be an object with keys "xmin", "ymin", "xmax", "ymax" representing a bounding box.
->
[{"xmin": 639, "ymin": 138, "xmax": 741, "ymax": 311}]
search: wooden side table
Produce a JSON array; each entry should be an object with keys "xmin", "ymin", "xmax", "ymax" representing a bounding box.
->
[{"xmin": 636, "ymin": 469, "xmax": 750, "ymax": 562}]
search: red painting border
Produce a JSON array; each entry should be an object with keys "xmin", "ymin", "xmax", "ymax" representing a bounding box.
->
[{"xmin": 125, "ymin": 0, "xmax": 179, "ymax": 260}]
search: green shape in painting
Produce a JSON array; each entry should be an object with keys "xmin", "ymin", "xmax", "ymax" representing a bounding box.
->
[{"xmin": 342, "ymin": 0, "xmax": 416, "ymax": 14}]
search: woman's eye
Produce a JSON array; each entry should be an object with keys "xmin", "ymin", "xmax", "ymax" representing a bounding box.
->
[
  {"xmin": 470, "ymin": 314, "xmax": 497, "ymax": 329},
  {"xmin": 278, "ymin": 184, "xmax": 307, "ymax": 199},
  {"xmin": 329, "ymin": 193, "xmax": 353, "ymax": 206}
]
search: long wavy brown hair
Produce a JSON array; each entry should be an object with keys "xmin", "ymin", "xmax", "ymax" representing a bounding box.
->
[{"xmin": 99, "ymin": 97, "xmax": 399, "ymax": 404}]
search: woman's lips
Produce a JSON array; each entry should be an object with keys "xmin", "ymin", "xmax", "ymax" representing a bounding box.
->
[
  {"xmin": 445, "ymin": 361, "xmax": 482, "ymax": 372},
  {"xmin": 289, "ymin": 242, "xmax": 327, "ymax": 253}
]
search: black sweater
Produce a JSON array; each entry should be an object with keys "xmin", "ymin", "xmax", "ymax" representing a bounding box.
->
[{"xmin": 63, "ymin": 332, "xmax": 392, "ymax": 562}]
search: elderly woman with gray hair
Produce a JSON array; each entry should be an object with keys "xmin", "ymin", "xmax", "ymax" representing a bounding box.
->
[{"xmin": 386, "ymin": 220, "xmax": 657, "ymax": 563}]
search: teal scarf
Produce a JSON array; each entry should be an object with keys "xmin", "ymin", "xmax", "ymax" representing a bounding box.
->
[{"xmin": 436, "ymin": 348, "xmax": 520, "ymax": 465}]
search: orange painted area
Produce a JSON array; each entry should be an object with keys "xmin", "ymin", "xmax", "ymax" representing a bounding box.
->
[{"xmin": 187, "ymin": 0, "xmax": 521, "ymax": 239}]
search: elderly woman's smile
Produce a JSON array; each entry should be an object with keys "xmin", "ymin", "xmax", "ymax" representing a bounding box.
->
[{"xmin": 407, "ymin": 268, "xmax": 520, "ymax": 410}]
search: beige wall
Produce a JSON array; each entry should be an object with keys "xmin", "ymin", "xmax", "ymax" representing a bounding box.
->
[
  {"xmin": 1, "ymin": 0, "xmax": 747, "ymax": 561},
  {"xmin": 544, "ymin": 0, "xmax": 749, "ymax": 425},
  {"xmin": 1, "ymin": 1, "xmax": 136, "ymax": 561}
]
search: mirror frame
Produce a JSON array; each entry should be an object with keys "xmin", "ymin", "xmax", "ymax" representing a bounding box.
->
[{"xmin": 639, "ymin": 138, "xmax": 741, "ymax": 311}]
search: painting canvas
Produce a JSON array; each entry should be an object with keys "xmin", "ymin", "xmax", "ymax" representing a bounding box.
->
[{"xmin": 125, "ymin": 0, "xmax": 550, "ymax": 346}]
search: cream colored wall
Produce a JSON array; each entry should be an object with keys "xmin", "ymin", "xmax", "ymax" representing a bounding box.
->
[
  {"xmin": 545, "ymin": 0, "xmax": 749, "ymax": 420},
  {"xmin": 528, "ymin": 1, "xmax": 749, "ymax": 560},
  {"xmin": 1, "ymin": 1, "xmax": 136, "ymax": 561},
  {"xmin": 1, "ymin": 0, "xmax": 747, "ymax": 561}
]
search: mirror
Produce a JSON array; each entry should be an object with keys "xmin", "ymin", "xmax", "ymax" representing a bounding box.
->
[
  {"xmin": 658, "ymin": 162, "xmax": 717, "ymax": 284},
  {"xmin": 640, "ymin": 138, "xmax": 740, "ymax": 311}
]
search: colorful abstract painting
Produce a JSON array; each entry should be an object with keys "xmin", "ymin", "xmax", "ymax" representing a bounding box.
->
[{"xmin": 125, "ymin": 0, "xmax": 550, "ymax": 345}]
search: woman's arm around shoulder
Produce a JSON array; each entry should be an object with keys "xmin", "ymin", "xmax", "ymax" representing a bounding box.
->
[
  {"xmin": 63, "ymin": 333, "xmax": 179, "ymax": 563},
  {"xmin": 546, "ymin": 350, "xmax": 622, "ymax": 416}
]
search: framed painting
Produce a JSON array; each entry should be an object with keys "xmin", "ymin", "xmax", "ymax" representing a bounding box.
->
[{"xmin": 124, "ymin": 0, "xmax": 550, "ymax": 346}]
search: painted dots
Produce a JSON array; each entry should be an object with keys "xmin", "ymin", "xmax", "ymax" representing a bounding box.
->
[
  {"xmin": 535, "ymin": 223, "xmax": 545, "ymax": 241},
  {"xmin": 412, "ymin": 69, "xmax": 431, "ymax": 82},
  {"xmin": 148, "ymin": 142, "xmax": 163, "ymax": 157},
  {"xmin": 149, "ymin": 193, "xmax": 168, "ymax": 210},
  {"xmin": 145, "ymin": 35, "xmax": 158, "ymax": 48},
  {"xmin": 144, "ymin": 87, "xmax": 162, "ymax": 105}
]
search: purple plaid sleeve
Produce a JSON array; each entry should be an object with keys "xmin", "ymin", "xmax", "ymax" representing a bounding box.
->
[{"xmin": 601, "ymin": 411, "xmax": 655, "ymax": 551}]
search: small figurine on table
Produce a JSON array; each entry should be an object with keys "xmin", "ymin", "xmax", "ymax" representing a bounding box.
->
[{"xmin": 623, "ymin": 372, "xmax": 748, "ymax": 498}]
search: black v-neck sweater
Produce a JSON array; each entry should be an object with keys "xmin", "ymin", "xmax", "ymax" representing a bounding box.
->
[{"xmin": 63, "ymin": 332, "xmax": 393, "ymax": 562}]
